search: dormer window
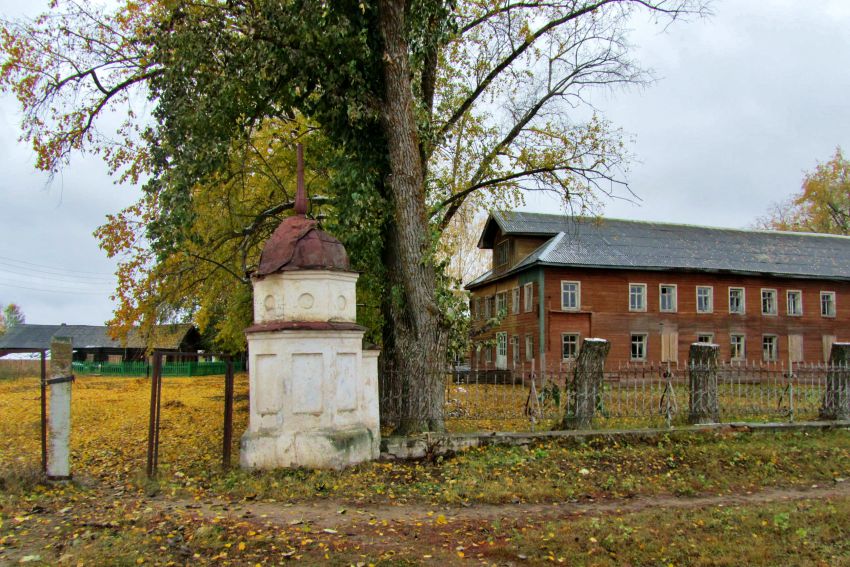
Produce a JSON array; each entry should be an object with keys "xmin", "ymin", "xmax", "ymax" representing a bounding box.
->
[{"xmin": 495, "ymin": 240, "xmax": 509, "ymax": 267}]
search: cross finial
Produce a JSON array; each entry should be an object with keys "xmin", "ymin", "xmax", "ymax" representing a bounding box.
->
[{"xmin": 294, "ymin": 143, "xmax": 307, "ymax": 216}]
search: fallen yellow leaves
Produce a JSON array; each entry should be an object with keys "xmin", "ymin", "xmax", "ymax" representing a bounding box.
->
[{"xmin": 0, "ymin": 373, "xmax": 249, "ymax": 488}]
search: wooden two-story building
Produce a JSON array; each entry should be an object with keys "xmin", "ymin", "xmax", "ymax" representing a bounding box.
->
[{"xmin": 466, "ymin": 211, "xmax": 850, "ymax": 368}]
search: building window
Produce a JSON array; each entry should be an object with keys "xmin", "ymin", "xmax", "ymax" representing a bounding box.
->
[
  {"xmin": 523, "ymin": 282, "xmax": 534, "ymax": 313},
  {"xmin": 512, "ymin": 335, "xmax": 520, "ymax": 365},
  {"xmin": 496, "ymin": 292, "xmax": 508, "ymax": 316},
  {"xmin": 730, "ymin": 334, "xmax": 745, "ymax": 361},
  {"xmin": 525, "ymin": 334, "xmax": 534, "ymax": 362},
  {"xmin": 495, "ymin": 241, "xmax": 509, "ymax": 266},
  {"xmin": 484, "ymin": 296, "xmax": 493, "ymax": 319},
  {"xmin": 787, "ymin": 290, "xmax": 803, "ymax": 316},
  {"xmin": 697, "ymin": 286, "xmax": 713, "ymax": 313},
  {"xmin": 761, "ymin": 289, "xmax": 777, "ymax": 315},
  {"xmin": 729, "ymin": 287, "xmax": 745, "ymax": 314},
  {"xmin": 762, "ymin": 335, "xmax": 778, "ymax": 361},
  {"xmin": 629, "ymin": 283, "xmax": 647, "ymax": 312},
  {"xmin": 659, "ymin": 284, "xmax": 677, "ymax": 312},
  {"xmin": 821, "ymin": 291, "xmax": 836, "ymax": 317},
  {"xmin": 484, "ymin": 345, "xmax": 492, "ymax": 363},
  {"xmin": 561, "ymin": 281, "xmax": 580, "ymax": 311},
  {"xmin": 511, "ymin": 288, "xmax": 520, "ymax": 314},
  {"xmin": 696, "ymin": 333, "xmax": 714, "ymax": 344},
  {"xmin": 630, "ymin": 333, "xmax": 647, "ymax": 361},
  {"xmin": 562, "ymin": 333, "xmax": 579, "ymax": 360}
]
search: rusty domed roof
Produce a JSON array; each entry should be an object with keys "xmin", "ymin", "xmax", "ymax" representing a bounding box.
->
[
  {"xmin": 255, "ymin": 145, "xmax": 350, "ymax": 276},
  {"xmin": 256, "ymin": 215, "xmax": 349, "ymax": 275}
]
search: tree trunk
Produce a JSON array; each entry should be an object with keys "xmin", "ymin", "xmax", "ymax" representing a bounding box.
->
[
  {"xmin": 377, "ymin": 0, "xmax": 446, "ymax": 434},
  {"xmin": 820, "ymin": 342, "xmax": 850, "ymax": 420},
  {"xmin": 688, "ymin": 343, "xmax": 719, "ymax": 424},
  {"xmin": 560, "ymin": 338, "xmax": 609, "ymax": 430}
]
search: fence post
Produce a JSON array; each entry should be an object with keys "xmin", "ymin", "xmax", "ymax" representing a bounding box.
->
[
  {"xmin": 820, "ymin": 343, "xmax": 850, "ymax": 421},
  {"xmin": 560, "ymin": 338, "xmax": 610, "ymax": 430},
  {"xmin": 222, "ymin": 358, "xmax": 234, "ymax": 470},
  {"xmin": 688, "ymin": 343, "xmax": 719, "ymax": 424},
  {"xmin": 47, "ymin": 337, "xmax": 73, "ymax": 480},
  {"xmin": 39, "ymin": 351, "xmax": 47, "ymax": 474},
  {"xmin": 146, "ymin": 351, "xmax": 163, "ymax": 479}
]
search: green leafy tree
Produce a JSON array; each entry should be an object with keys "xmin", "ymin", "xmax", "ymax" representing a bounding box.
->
[
  {"xmin": 1, "ymin": 304, "xmax": 25, "ymax": 331},
  {"xmin": 758, "ymin": 147, "xmax": 850, "ymax": 235},
  {"xmin": 2, "ymin": 0, "xmax": 706, "ymax": 432}
]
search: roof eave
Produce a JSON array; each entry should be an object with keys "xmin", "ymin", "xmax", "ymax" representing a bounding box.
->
[{"xmin": 467, "ymin": 260, "xmax": 850, "ymax": 289}]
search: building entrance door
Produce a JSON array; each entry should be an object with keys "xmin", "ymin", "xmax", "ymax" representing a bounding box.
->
[{"xmin": 496, "ymin": 332, "xmax": 508, "ymax": 370}]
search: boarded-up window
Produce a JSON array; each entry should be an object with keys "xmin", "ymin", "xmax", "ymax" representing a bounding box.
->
[
  {"xmin": 661, "ymin": 331, "xmax": 678, "ymax": 363},
  {"xmin": 823, "ymin": 335, "xmax": 837, "ymax": 362},
  {"xmin": 107, "ymin": 354, "xmax": 123, "ymax": 364},
  {"xmin": 788, "ymin": 334, "xmax": 803, "ymax": 363}
]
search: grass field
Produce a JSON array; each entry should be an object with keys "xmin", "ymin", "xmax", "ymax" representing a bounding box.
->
[{"xmin": 1, "ymin": 374, "xmax": 849, "ymax": 565}]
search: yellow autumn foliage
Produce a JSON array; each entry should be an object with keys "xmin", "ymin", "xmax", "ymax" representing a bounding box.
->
[{"xmin": 0, "ymin": 374, "xmax": 249, "ymax": 483}]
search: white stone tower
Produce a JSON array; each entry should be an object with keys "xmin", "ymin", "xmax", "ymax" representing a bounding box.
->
[{"xmin": 240, "ymin": 146, "xmax": 380, "ymax": 470}]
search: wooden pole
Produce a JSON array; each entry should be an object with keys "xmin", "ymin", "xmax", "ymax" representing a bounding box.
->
[
  {"xmin": 222, "ymin": 358, "xmax": 235, "ymax": 469},
  {"xmin": 146, "ymin": 351, "xmax": 162, "ymax": 479},
  {"xmin": 39, "ymin": 350, "xmax": 47, "ymax": 474}
]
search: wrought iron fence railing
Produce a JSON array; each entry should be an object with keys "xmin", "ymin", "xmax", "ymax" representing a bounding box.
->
[{"xmin": 378, "ymin": 361, "xmax": 850, "ymax": 432}]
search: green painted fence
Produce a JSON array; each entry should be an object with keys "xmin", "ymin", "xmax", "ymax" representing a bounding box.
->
[{"xmin": 71, "ymin": 360, "xmax": 245, "ymax": 377}]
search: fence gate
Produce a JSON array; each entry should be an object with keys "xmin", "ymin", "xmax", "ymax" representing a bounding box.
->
[{"xmin": 146, "ymin": 350, "xmax": 236, "ymax": 478}]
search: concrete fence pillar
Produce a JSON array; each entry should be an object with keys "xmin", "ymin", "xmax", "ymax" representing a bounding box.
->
[
  {"xmin": 561, "ymin": 338, "xmax": 610, "ymax": 430},
  {"xmin": 820, "ymin": 342, "xmax": 850, "ymax": 421},
  {"xmin": 688, "ymin": 343, "xmax": 719, "ymax": 424},
  {"xmin": 47, "ymin": 337, "xmax": 73, "ymax": 480}
]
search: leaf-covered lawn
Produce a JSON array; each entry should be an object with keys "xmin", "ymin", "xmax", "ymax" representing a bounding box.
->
[{"xmin": 1, "ymin": 374, "xmax": 850, "ymax": 565}]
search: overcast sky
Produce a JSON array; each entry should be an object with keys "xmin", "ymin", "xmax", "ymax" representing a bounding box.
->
[{"xmin": 1, "ymin": 0, "xmax": 849, "ymax": 325}]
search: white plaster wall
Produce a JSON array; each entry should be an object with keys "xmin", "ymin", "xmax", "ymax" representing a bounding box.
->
[
  {"xmin": 246, "ymin": 330, "xmax": 371, "ymax": 431},
  {"xmin": 253, "ymin": 271, "xmax": 358, "ymax": 324},
  {"xmin": 361, "ymin": 350, "xmax": 380, "ymax": 433}
]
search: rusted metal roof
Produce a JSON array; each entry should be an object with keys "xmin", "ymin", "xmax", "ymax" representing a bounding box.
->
[{"xmin": 256, "ymin": 215, "xmax": 350, "ymax": 275}]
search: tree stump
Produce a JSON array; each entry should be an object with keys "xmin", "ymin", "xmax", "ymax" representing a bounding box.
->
[
  {"xmin": 561, "ymin": 338, "xmax": 610, "ymax": 430},
  {"xmin": 688, "ymin": 343, "xmax": 719, "ymax": 424},
  {"xmin": 820, "ymin": 343, "xmax": 850, "ymax": 421}
]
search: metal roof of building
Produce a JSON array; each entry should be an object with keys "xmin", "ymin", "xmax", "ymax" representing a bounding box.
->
[
  {"xmin": 467, "ymin": 211, "xmax": 850, "ymax": 288},
  {"xmin": 0, "ymin": 324, "xmax": 196, "ymax": 352}
]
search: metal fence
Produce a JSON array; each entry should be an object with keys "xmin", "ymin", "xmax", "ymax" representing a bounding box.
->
[
  {"xmin": 72, "ymin": 359, "xmax": 245, "ymax": 377},
  {"xmin": 379, "ymin": 360, "xmax": 848, "ymax": 432}
]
